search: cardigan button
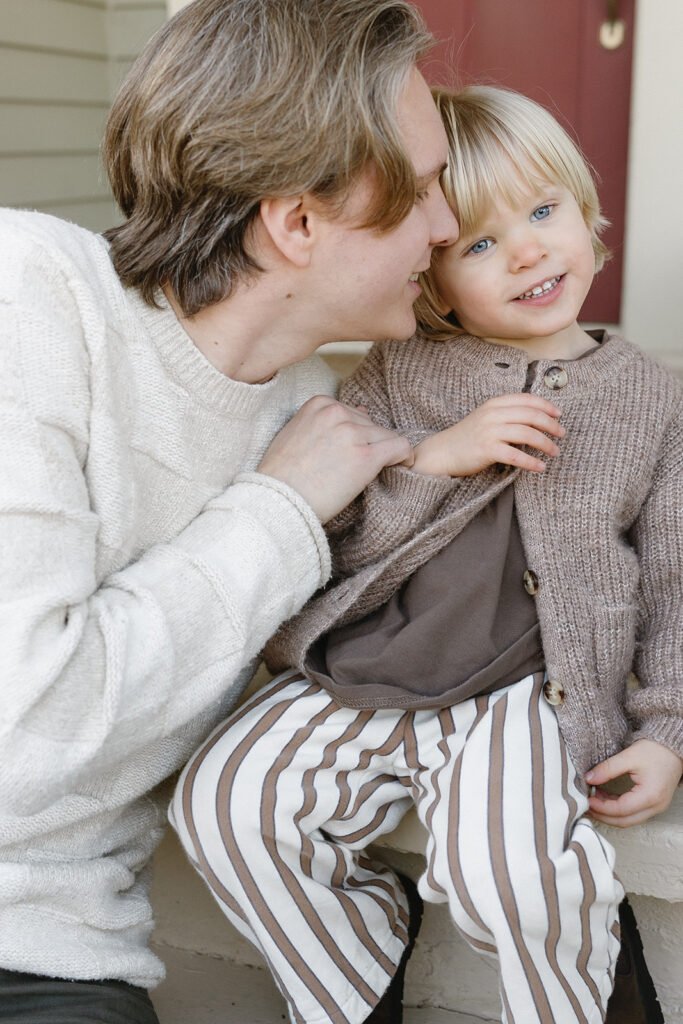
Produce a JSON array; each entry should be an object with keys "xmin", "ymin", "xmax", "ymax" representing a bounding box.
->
[
  {"xmin": 543, "ymin": 366, "xmax": 568, "ymax": 390},
  {"xmin": 523, "ymin": 569, "xmax": 539, "ymax": 595},
  {"xmin": 543, "ymin": 680, "xmax": 565, "ymax": 706}
]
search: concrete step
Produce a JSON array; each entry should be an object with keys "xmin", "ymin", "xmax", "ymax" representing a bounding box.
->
[
  {"xmin": 151, "ymin": 944, "xmax": 496, "ymax": 1024},
  {"xmin": 151, "ymin": 788, "xmax": 683, "ymax": 1023}
]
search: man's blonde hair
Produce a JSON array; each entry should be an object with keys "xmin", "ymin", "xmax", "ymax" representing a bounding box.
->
[
  {"xmin": 103, "ymin": 0, "xmax": 432, "ymax": 315},
  {"xmin": 416, "ymin": 85, "xmax": 610, "ymax": 340}
]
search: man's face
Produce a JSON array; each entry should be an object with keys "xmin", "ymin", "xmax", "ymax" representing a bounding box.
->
[{"xmin": 312, "ymin": 68, "xmax": 459, "ymax": 345}]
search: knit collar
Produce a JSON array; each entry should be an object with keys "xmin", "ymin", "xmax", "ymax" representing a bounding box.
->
[
  {"xmin": 439, "ymin": 331, "xmax": 638, "ymax": 389},
  {"xmin": 129, "ymin": 288, "xmax": 289, "ymax": 416}
]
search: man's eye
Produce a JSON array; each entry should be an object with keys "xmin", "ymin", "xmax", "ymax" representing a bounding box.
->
[
  {"xmin": 531, "ymin": 204, "xmax": 552, "ymax": 221},
  {"xmin": 469, "ymin": 238, "xmax": 492, "ymax": 254}
]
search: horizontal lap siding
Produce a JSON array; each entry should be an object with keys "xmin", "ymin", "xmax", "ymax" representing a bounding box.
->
[
  {"xmin": 0, "ymin": 0, "xmax": 166, "ymax": 233},
  {"xmin": 107, "ymin": 2, "xmax": 166, "ymax": 101}
]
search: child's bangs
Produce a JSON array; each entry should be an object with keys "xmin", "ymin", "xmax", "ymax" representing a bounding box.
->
[{"xmin": 445, "ymin": 128, "xmax": 567, "ymax": 239}]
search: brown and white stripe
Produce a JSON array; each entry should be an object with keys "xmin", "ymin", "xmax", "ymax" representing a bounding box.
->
[{"xmin": 170, "ymin": 671, "xmax": 622, "ymax": 1024}]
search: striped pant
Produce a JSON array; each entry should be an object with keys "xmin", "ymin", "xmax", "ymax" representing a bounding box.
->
[{"xmin": 170, "ymin": 671, "xmax": 622, "ymax": 1024}]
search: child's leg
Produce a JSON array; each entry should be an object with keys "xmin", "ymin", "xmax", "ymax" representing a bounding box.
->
[
  {"xmin": 412, "ymin": 674, "xmax": 623, "ymax": 1024},
  {"xmin": 170, "ymin": 671, "xmax": 417, "ymax": 1024}
]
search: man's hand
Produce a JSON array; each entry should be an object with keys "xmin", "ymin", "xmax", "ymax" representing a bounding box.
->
[
  {"xmin": 256, "ymin": 395, "xmax": 411, "ymax": 523},
  {"xmin": 585, "ymin": 739, "xmax": 683, "ymax": 828},
  {"xmin": 409, "ymin": 393, "xmax": 565, "ymax": 477}
]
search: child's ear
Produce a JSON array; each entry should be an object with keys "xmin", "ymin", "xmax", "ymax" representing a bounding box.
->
[{"xmin": 258, "ymin": 196, "xmax": 317, "ymax": 268}]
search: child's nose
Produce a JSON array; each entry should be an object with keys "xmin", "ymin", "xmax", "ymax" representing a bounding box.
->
[{"xmin": 509, "ymin": 231, "xmax": 546, "ymax": 271}]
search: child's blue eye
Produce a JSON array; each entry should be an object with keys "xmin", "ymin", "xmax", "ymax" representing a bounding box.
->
[
  {"xmin": 531, "ymin": 205, "xmax": 552, "ymax": 221},
  {"xmin": 469, "ymin": 238, "xmax": 492, "ymax": 254}
]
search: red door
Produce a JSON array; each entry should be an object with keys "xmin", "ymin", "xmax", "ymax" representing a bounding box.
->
[{"xmin": 415, "ymin": 1, "xmax": 636, "ymax": 323}]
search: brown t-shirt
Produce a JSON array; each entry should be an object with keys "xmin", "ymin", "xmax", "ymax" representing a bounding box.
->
[{"xmin": 306, "ymin": 485, "xmax": 544, "ymax": 709}]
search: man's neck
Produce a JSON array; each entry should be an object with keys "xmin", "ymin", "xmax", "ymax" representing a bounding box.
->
[{"xmin": 162, "ymin": 279, "xmax": 324, "ymax": 384}]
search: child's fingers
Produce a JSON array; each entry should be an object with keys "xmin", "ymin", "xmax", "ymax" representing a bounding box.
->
[
  {"xmin": 588, "ymin": 806, "xmax": 653, "ymax": 828},
  {"xmin": 497, "ymin": 425, "xmax": 561, "ymax": 457},
  {"xmin": 481, "ymin": 393, "xmax": 563, "ymax": 417},
  {"xmin": 476, "ymin": 400, "xmax": 566, "ymax": 438},
  {"xmin": 585, "ymin": 749, "xmax": 631, "ymax": 787},
  {"xmin": 587, "ymin": 786, "xmax": 661, "ymax": 828},
  {"xmin": 497, "ymin": 407, "xmax": 566, "ymax": 438},
  {"xmin": 495, "ymin": 443, "xmax": 546, "ymax": 473}
]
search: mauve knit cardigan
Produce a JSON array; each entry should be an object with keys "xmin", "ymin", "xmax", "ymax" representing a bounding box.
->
[{"xmin": 266, "ymin": 332, "xmax": 683, "ymax": 776}]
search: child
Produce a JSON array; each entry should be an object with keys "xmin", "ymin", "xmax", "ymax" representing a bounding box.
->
[{"xmin": 171, "ymin": 86, "xmax": 682, "ymax": 1024}]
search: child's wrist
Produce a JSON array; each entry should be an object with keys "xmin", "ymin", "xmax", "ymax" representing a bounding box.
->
[{"xmin": 411, "ymin": 437, "xmax": 455, "ymax": 477}]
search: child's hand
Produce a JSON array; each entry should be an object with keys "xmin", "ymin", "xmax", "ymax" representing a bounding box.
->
[
  {"xmin": 410, "ymin": 394, "xmax": 565, "ymax": 477},
  {"xmin": 585, "ymin": 739, "xmax": 683, "ymax": 828}
]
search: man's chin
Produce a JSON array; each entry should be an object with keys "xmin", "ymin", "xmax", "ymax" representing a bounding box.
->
[{"xmin": 390, "ymin": 313, "xmax": 418, "ymax": 342}]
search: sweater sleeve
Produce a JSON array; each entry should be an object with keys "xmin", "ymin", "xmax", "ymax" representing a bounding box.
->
[
  {"xmin": 626, "ymin": 394, "xmax": 683, "ymax": 759},
  {"xmin": 0, "ymin": 243, "xmax": 331, "ymax": 812},
  {"xmin": 327, "ymin": 341, "xmax": 461, "ymax": 575}
]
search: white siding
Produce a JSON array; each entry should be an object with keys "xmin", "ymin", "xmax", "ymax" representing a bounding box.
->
[
  {"xmin": 107, "ymin": 0, "xmax": 167, "ymax": 97},
  {"xmin": 0, "ymin": 0, "xmax": 166, "ymax": 233}
]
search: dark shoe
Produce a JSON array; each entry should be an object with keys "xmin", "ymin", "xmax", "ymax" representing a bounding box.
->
[
  {"xmin": 363, "ymin": 873, "xmax": 423, "ymax": 1024},
  {"xmin": 605, "ymin": 897, "xmax": 664, "ymax": 1024}
]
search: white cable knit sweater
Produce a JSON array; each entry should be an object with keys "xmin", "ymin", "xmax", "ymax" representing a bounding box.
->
[{"xmin": 0, "ymin": 209, "xmax": 337, "ymax": 986}]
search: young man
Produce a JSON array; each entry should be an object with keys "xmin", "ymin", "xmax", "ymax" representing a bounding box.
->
[{"xmin": 0, "ymin": 1, "xmax": 457, "ymax": 1020}]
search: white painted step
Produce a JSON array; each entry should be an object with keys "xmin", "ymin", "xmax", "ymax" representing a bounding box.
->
[{"xmin": 151, "ymin": 945, "xmax": 496, "ymax": 1024}]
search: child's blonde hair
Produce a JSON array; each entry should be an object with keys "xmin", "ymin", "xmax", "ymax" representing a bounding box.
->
[{"xmin": 416, "ymin": 85, "xmax": 610, "ymax": 340}]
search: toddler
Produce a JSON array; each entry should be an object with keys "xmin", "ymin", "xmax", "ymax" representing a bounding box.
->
[{"xmin": 171, "ymin": 85, "xmax": 682, "ymax": 1024}]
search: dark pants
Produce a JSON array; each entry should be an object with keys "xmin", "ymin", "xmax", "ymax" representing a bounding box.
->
[{"xmin": 0, "ymin": 969, "xmax": 159, "ymax": 1024}]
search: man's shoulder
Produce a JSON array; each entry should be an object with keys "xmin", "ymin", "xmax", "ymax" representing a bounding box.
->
[
  {"xmin": 281, "ymin": 351, "xmax": 339, "ymax": 400},
  {"xmin": 0, "ymin": 208, "xmax": 117, "ymax": 307},
  {"xmin": 0, "ymin": 207, "xmax": 104, "ymax": 261}
]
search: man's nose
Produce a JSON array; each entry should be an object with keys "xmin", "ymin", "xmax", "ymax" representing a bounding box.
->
[{"xmin": 429, "ymin": 186, "xmax": 459, "ymax": 248}]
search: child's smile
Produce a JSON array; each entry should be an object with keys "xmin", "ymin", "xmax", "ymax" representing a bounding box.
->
[
  {"xmin": 513, "ymin": 273, "xmax": 563, "ymax": 302},
  {"xmin": 433, "ymin": 182, "xmax": 597, "ymax": 357}
]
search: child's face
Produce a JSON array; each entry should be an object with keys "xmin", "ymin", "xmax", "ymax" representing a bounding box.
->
[{"xmin": 431, "ymin": 181, "xmax": 596, "ymax": 350}]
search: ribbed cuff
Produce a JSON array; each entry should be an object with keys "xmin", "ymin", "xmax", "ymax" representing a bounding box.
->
[{"xmin": 230, "ymin": 471, "xmax": 331, "ymax": 586}]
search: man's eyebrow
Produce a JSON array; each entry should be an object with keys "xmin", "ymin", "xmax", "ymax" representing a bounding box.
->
[{"xmin": 416, "ymin": 162, "xmax": 448, "ymax": 187}]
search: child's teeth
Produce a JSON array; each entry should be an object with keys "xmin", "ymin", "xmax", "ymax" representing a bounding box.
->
[{"xmin": 519, "ymin": 276, "xmax": 559, "ymax": 299}]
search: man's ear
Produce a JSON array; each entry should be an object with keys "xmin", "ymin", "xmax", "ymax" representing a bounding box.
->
[{"xmin": 259, "ymin": 196, "xmax": 318, "ymax": 268}]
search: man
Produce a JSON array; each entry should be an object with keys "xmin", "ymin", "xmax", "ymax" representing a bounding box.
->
[{"xmin": 0, "ymin": 0, "xmax": 457, "ymax": 1020}]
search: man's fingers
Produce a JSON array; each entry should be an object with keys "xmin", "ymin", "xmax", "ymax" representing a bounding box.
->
[{"xmin": 367, "ymin": 434, "xmax": 414, "ymax": 467}]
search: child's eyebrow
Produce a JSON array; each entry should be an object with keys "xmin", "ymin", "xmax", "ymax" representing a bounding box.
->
[{"xmin": 416, "ymin": 162, "xmax": 448, "ymax": 189}]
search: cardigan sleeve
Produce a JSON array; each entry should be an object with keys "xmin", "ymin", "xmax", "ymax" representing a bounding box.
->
[
  {"xmin": 626, "ymin": 393, "xmax": 683, "ymax": 759},
  {"xmin": 326, "ymin": 341, "xmax": 463, "ymax": 575},
  {"xmin": 0, "ymin": 239, "xmax": 331, "ymax": 812}
]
